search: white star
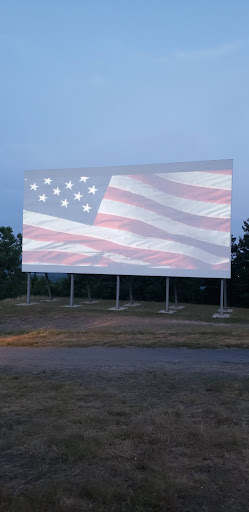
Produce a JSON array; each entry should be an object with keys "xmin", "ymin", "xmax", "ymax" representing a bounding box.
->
[
  {"xmin": 80, "ymin": 177, "xmax": 89, "ymax": 183},
  {"xmin": 44, "ymin": 178, "xmax": 53, "ymax": 185},
  {"xmin": 61, "ymin": 199, "xmax": 69, "ymax": 208},
  {"xmin": 65, "ymin": 181, "xmax": 74, "ymax": 190},
  {"xmin": 53, "ymin": 187, "xmax": 61, "ymax": 196},
  {"xmin": 39, "ymin": 194, "xmax": 47, "ymax": 202},
  {"xmin": 88, "ymin": 185, "xmax": 98, "ymax": 195},
  {"xmin": 74, "ymin": 192, "xmax": 83, "ymax": 201},
  {"xmin": 30, "ymin": 183, "xmax": 39, "ymax": 191},
  {"xmin": 82, "ymin": 203, "xmax": 92, "ymax": 213}
]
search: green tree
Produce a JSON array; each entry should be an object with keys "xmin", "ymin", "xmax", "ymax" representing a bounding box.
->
[
  {"xmin": 231, "ymin": 220, "xmax": 249, "ymax": 307},
  {"xmin": 0, "ymin": 226, "xmax": 26, "ymax": 299}
]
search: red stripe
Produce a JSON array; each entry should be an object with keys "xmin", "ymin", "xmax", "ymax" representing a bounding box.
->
[
  {"xmin": 22, "ymin": 248, "xmax": 196, "ymax": 269},
  {"xmin": 23, "ymin": 225, "xmax": 93, "ymax": 244},
  {"xmin": 22, "ymin": 250, "xmax": 110, "ymax": 267},
  {"xmin": 209, "ymin": 170, "xmax": 232, "ymax": 175},
  {"xmin": 211, "ymin": 262, "xmax": 230, "ymax": 270},
  {"xmin": 94, "ymin": 213, "xmax": 229, "ymax": 258},
  {"xmin": 23, "ymin": 224, "xmax": 227, "ymax": 270},
  {"xmin": 24, "ymin": 221, "xmax": 229, "ymax": 260},
  {"xmin": 128, "ymin": 174, "xmax": 231, "ymax": 204},
  {"xmin": 104, "ymin": 187, "xmax": 230, "ymax": 232}
]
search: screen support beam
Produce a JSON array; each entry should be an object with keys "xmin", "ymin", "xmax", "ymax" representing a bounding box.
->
[
  {"xmin": 45, "ymin": 273, "xmax": 52, "ymax": 301},
  {"xmin": 223, "ymin": 279, "xmax": 227, "ymax": 311},
  {"xmin": 108, "ymin": 275, "xmax": 126, "ymax": 311},
  {"xmin": 212, "ymin": 278, "xmax": 231, "ymax": 318},
  {"xmin": 220, "ymin": 278, "xmax": 224, "ymax": 315},
  {"xmin": 174, "ymin": 283, "xmax": 178, "ymax": 308},
  {"xmin": 27, "ymin": 272, "xmax": 31, "ymax": 305},
  {"xmin": 116, "ymin": 275, "xmax": 120, "ymax": 309},
  {"xmin": 128, "ymin": 279, "xmax": 134, "ymax": 305},
  {"xmin": 87, "ymin": 280, "xmax": 92, "ymax": 303},
  {"xmin": 165, "ymin": 277, "xmax": 170, "ymax": 313},
  {"xmin": 70, "ymin": 273, "xmax": 74, "ymax": 307}
]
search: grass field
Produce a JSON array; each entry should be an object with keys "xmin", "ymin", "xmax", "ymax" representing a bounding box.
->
[
  {"xmin": 0, "ymin": 297, "xmax": 249, "ymax": 349},
  {"xmin": 1, "ymin": 297, "xmax": 249, "ymax": 510},
  {"xmin": 1, "ymin": 370, "xmax": 249, "ymax": 512}
]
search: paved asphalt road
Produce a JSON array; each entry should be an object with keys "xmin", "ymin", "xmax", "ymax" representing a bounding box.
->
[{"xmin": 1, "ymin": 347, "xmax": 249, "ymax": 374}]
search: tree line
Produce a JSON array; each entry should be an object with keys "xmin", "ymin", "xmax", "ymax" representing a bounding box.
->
[{"xmin": 0, "ymin": 221, "xmax": 249, "ymax": 307}]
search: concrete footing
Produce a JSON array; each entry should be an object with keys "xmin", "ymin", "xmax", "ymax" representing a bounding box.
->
[
  {"xmin": 108, "ymin": 307, "xmax": 127, "ymax": 311},
  {"xmin": 61, "ymin": 304, "xmax": 82, "ymax": 308},
  {"xmin": 158, "ymin": 309, "xmax": 176, "ymax": 314},
  {"xmin": 212, "ymin": 313, "xmax": 230, "ymax": 319}
]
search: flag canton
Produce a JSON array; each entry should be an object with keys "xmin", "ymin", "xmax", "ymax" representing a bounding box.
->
[{"xmin": 24, "ymin": 170, "xmax": 111, "ymax": 225}]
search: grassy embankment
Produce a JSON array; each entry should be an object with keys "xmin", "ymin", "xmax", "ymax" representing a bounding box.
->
[{"xmin": 0, "ymin": 297, "xmax": 249, "ymax": 348}]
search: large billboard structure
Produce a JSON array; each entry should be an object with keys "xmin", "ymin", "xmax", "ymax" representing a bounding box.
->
[{"xmin": 22, "ymin": 159, "xmax": 233, "ymax": 279}]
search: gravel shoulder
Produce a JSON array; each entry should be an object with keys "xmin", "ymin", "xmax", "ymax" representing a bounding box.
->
[{"xmin": 1, "ymin": 347, "xmax": 249, "ymax": 376}]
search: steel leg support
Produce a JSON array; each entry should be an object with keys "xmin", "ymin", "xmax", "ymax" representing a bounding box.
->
[
  {"xmin": 165, "ymin": 277, "xmax": 170, "ymax": 313},
  {"xmin": 27, "ymin": 272, "xmax": 31, "ymax": 305},
  {"xmin": 70, "ymin": 274, "xmax": 74, "ymax": 307},
  {"xmin": 45, "ymin": 273, "xmax": 52, "ymax": 301},
  {"xmin": 174, "ymin": 283, "xmax": 178, "ymax": 308},
  {"xmin": 128, "ymin": 280, "xmax": 134, "ymax": 305},
  {"xmin": 116, "ymin": 275, "xmax": 120, "ymax": 310},
  {"xmin": 87, "ymin": 280, "xmax": 92, "ymax": 303}
]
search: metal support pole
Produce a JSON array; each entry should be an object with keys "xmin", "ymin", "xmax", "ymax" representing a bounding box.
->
[
  {"xmin": 128, "ymin": 279, "xmax": 134, "ymax": 305},
  {"xmin": 223, "ymin": 279, "xmax": 227, "ymax": 311},
  {"xmin": 116, "ymin": 275, "xmax": 120, "ymax": 310},
  {"xmin": 174, "ymin": 283, "xmax": 178, "ymax": 308},
  {"xmin": 165, "ymin": 277, "xmax": 170, "ymax": 313},
  {"xmin": 70, "ymin": 273, "xmax": 74, "ymax": 307},
  {"xmin": 87, "ymin": 280, "xmax": 92, "ymax": 303},
  {"xmin": 27, "ymin": 272, "xmax": 31, "ymax": 305},
  {"xmin": 220, "ymin": 278, "xmax": 224, "ymax": 316},
  {"xmin": 45, "ymin": 273, "xmax": 52, "ymax": 301}
]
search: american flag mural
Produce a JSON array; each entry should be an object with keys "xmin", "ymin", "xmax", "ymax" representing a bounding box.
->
[{"xmin": 22, "ymin": 160, "xmax": 233, "ymax": 278}]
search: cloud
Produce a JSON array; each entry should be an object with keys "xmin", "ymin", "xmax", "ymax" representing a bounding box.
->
[
  {"xmin": 155, "ymin": 40, "xmax": 245, "ymax": 64},
  {"xmin": 176, "ymin": 42, "xmax": 241, "ymax": 59}
]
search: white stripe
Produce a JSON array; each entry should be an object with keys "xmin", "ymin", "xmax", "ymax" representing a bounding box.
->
[
  {"xmin": 22, "ymin": 239, "xmax": 153, "ymax": 267},
  {"xmin": 156, "ymin": 172, "xmax": 232, "ymax": 190},
  {"xmin": 110, "ymin": 176, "xmax": 231, "ymax": 218},
  {"xmin": 23, "ymin": 212, "xmax": 229, "ymax": 265},
  {"xmin": 104, "ymin": 253, "xmax": 149, "ymax": 266},
  {"xmin": 22, "ymin": 261, "xmax": 104, "ymax": 267},
  {"xmin": 98, "ymin": 199, "xmax": 230, "ymax": 248},
  {"xmin": 22, "ymin": 238, "xmax": 100, "ymax": 255}
]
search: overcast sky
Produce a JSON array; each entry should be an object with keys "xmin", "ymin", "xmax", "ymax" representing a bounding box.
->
[{"xmin": 1, "ymin": 0, "xmax": 248, "ymax": 240}]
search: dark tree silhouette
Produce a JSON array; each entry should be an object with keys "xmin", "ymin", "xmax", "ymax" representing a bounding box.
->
[{"xmin": 0, "ymin": 226, "xmax": 25, "ymax": 299}]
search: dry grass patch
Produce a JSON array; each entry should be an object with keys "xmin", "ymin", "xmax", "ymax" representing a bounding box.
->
[
  {"xmin": 1, "ymin": 371, "xmax": 249, "ymax": 511},
  {"xmin": 1, "ymin": 325, "xmax": 249, "ymax": 349}
]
